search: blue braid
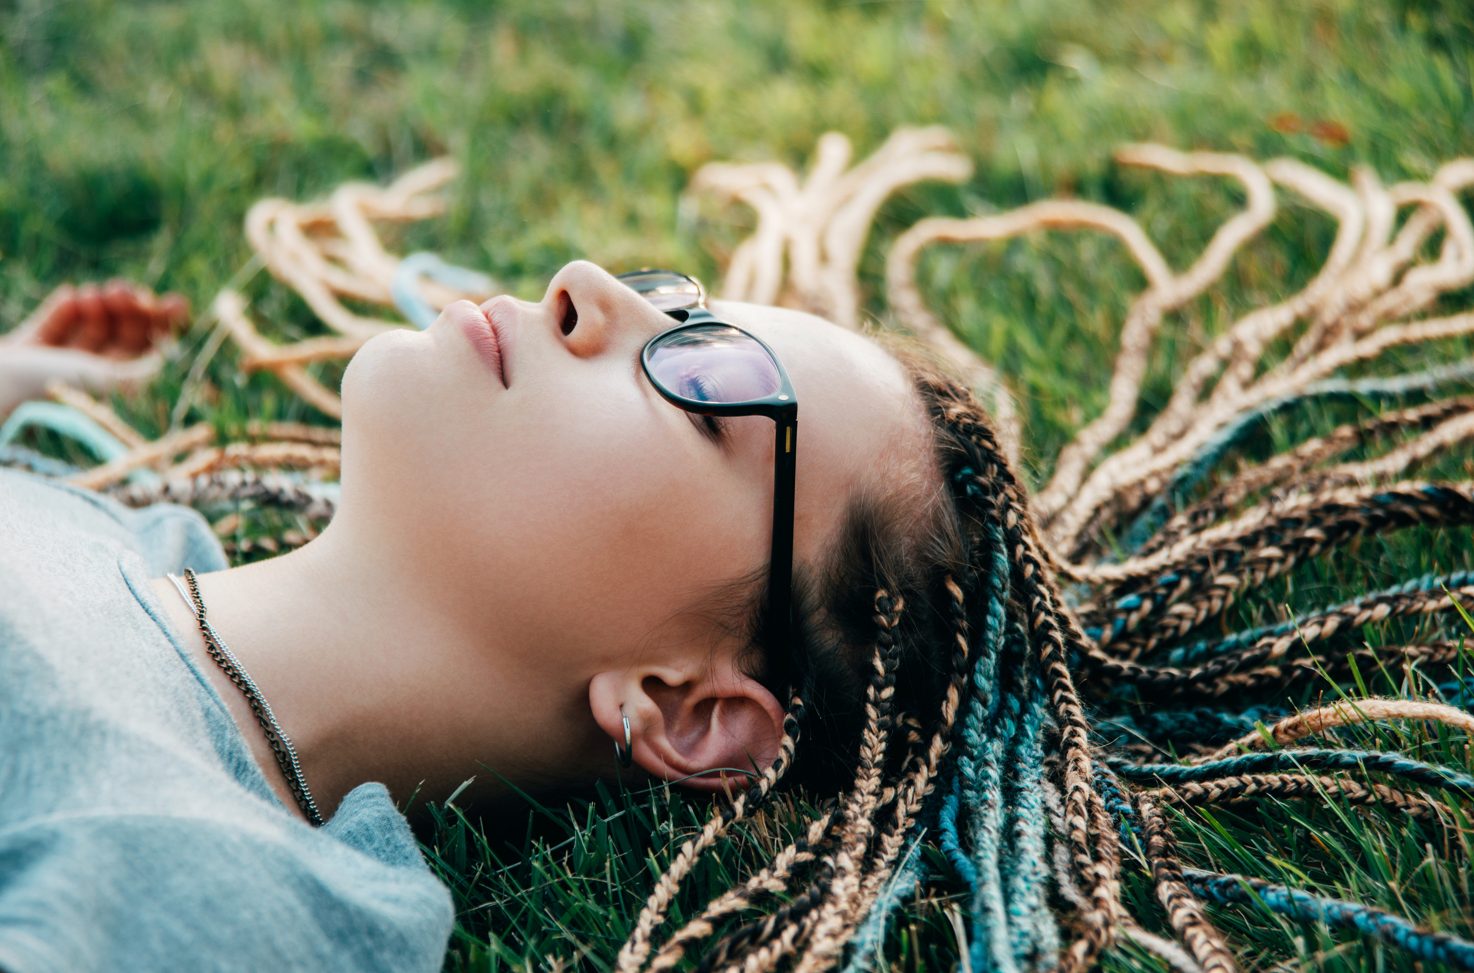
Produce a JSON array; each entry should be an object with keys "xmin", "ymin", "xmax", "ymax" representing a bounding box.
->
[
  {"xmin": 1152, "ymin": 570, "xmax": 1474, "ymax": 667},
  {"xmin": 1000, "ymin": 642, "xmax": 1060, "ymax": 968},
  {"xmin": 1183, "ymin": 868, "xmax": 1474, "ymax": 968},
  {"xmin": 0, "ymin": 443, "xmax": 84, "ymax": 477},
  {"xmin": 969, "ymin": 630, "xmax": 1028, "ymax": 973},
  {"xmin": 1085, "ymin": 483, "xmax": 1473, "ymax": 648},
  {"xmin": 937, "ymin": 775, "xmax": 979, "ymax": 888},
  {"xmin": 1096, "ymin": 766, "xmax": 1474, "ymax": 967},
  {"xmin": 883, "ymin": 472, "xmax": 1032, "ymax": 970},
  {"xmin": 1092, "ymin": 766, "xmax": 1141, "ymax": 852},
  {"xmin": 1093, "ymin": 705, "xmax": 1282, "ymax": 749},
  {"xmin": 1095, "ymin": 763, "xmax": 1474, "ymax": 968},
  {"xmin": 960, "ymin": 520, "xmax": 1018, "ymax": 972},
  {"xmin": 390, "ymin": 252, "xmax": 497, "ymax": 330},
  {"xmin": 0, "ymin": 400, "xmax": 129, "ymax": 461},
  {"xmin": 930, "ymin": 473, "xmax": 1058, "ymax": 971},
  {"xmin": 1439, "ymin": 675, "xmax": 1474, "ymax": 707}
]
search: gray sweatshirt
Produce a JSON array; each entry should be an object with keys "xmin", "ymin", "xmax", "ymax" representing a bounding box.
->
[{"xmin": 0, "ymin": 466, "xmax": 453, "ymax": 973}]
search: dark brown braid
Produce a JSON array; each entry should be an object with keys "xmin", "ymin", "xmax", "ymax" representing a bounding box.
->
[{"xmin": 1147, "ymin": 774, "xmax": 1444, "ymax": 821}]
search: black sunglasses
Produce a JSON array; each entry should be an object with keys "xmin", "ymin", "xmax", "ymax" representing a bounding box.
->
[{"xmin": 616, "ymin": 269, "xmax": 799, "ymax": 684}]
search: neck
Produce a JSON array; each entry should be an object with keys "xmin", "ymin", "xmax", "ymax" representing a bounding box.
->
[{"xmin": 147, "ymin": 518, "xmax": 606, "ymax": 823}]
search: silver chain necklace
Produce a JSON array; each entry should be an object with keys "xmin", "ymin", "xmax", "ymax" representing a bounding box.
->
[{"xmin": 166, "ymin": 567, "xmax": 324, "ymax": 827}]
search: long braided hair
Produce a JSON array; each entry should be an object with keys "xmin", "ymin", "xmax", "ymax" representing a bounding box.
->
[
  {"xmin": 609, "ymin": 138, "xmax": 1474, "ymax": 971},
  {"xmin": 611, "ymin": 341, "xmax": 1474, "ymax": 973}
]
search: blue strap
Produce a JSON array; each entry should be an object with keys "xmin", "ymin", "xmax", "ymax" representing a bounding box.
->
[
  {"xmin": 391, "ymin": 252, "xmax": 496, "ymax": 330},
  {"xmin": 0, "ymin": 401, "xmax": 130, "ymax": 462}
]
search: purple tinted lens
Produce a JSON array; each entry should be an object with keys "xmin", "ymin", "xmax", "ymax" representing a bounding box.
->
[
  {"xmin": 645, "ymin": 325, "xmax": 782, "ymax": 404},
  {"xmin": 617, "ymin": 269, "xmax": 703, "ymax": 312}
]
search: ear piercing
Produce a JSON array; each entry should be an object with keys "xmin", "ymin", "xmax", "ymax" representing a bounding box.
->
[{"xmin": 614, "ymin": 704, "xmax": 633, "ymax": 768}]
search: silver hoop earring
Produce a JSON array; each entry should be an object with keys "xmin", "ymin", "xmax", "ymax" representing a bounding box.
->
[{"xmin": 614, "ymin": 705, "xmax": 633, "ymax": 768}]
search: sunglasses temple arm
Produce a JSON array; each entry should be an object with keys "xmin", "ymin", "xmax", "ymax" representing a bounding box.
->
[{"xmin": 768, "ymin": 411, "xmax": 798, "ymax": 655}]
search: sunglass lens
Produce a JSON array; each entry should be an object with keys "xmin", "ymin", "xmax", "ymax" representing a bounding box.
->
[
  {"xmin": 645, "ymin": 324, "xmax": 782, "ymax": 404},
  {"xmin": 617, "ymin": 269, "xmax": 703, "ymax": 312}
]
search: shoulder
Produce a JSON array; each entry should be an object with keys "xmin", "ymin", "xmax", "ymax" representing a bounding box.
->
[
  {"xmin": 0, "ymin": 466, "xmax": 226, "ymax": 579},
  {"xmin": 0, "ymin": 469, "xmax": 221, "ymax": 682},
  {"xmin": 0, "ymin": 465, "xmax": 135, "ymax": 550},
  {"xmin": 0, "ymin": 806, "xmax": 453, "ymax": 973}
]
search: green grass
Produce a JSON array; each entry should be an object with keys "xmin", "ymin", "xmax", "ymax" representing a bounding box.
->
[{"xmin": 3, "ymin": 1, "xmax": 1473, "ymax": 969}]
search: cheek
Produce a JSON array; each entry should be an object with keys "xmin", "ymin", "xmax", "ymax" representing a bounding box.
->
[
  {"xmin": 460, "ymin": 414, "xmax": 751, "ymax": 650},
  {"xmin": 342, "ymin": 345, "xmax": 755, "ymax": 655},
  {"xmin": 483, "ymin": 417, "xmax": 724, "ymax": 577}
]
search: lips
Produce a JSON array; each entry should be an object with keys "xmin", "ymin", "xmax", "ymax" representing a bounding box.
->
[
  {"xmin": 484, "ymin": 302, "xmax": 512, "ymax": 387},
  {"xmin": 455, "ymin": 301, "xmax": 506, "ymax": 386}
]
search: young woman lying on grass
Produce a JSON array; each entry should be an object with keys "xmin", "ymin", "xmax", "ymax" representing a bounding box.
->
[
  {"xmin": 0, "ymin": 260, "xmax": 979, "ymax": 972},
  {"xmin": 4, "ymin": 259, "xmax": 1473, "ymax": 973}
]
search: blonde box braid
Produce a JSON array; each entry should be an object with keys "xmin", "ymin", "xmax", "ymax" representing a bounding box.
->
[
  {"xmin": 1044, "ymin": 160, "xmax": 1474, "ymax": 556},
  {"xmin": 1129, "ymin": 395, "xmax": 1474, "ymax": 560},
  {"xmin": 669, "ymin": 569, "xmax": 966, "ymax": 973},
  {"xmin": 791, "ymin": 594, "xmax": 907, "ymax": 973},
  {"xmin": 4, "ymin": 160, "xmax": 463, "ymax": 557}
]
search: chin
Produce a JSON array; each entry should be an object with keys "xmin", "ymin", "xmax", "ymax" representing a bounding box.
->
[
  {"xmin": 342, "ymin": 328, "xmax": 421, "ymax": 406},
  {"xmin": 339, "ymin": 330, "xmax": 441, "ymax": 490}
]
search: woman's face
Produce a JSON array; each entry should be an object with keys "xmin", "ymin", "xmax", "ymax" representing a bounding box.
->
[{"xmin": 338, "ymin": 261, "xmax": 926, "ymax": 699}]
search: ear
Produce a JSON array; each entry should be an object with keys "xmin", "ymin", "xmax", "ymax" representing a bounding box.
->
[{"xmin": 588, "ymin": 662, "xmax": 786, "ymax": 794}]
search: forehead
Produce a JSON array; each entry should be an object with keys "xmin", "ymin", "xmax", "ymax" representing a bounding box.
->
[
  {"xmin": 707, "ymin": 300, "xmax": 911, "ymax": 405},
  {"xmin": 708, "ymin": 299, "xmax": 929, "ymax": 553}
]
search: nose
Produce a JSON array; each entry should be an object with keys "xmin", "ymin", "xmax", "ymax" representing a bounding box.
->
[{"xmin": 540, "ymin": 260, "xmax": 668, "ymax": 359}]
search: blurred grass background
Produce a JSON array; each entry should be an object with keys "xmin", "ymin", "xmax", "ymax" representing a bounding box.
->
[{"xmin": 3, "ymin": 0, "xmax": 1474, "ymax": 970}]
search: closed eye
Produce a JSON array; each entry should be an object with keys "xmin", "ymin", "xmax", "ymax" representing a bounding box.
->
[
  {"xmin": 635, "ymin": 347, "xmax": 727, "ymax": 445},
  {"xmin": 682, "ymin": 374, "xmax": 729, "ymax": 443}
]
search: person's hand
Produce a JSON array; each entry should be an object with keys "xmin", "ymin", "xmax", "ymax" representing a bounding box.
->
[{"xmin": 0, "ymin": 280, "xmax": 189, "ymax": 411}]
